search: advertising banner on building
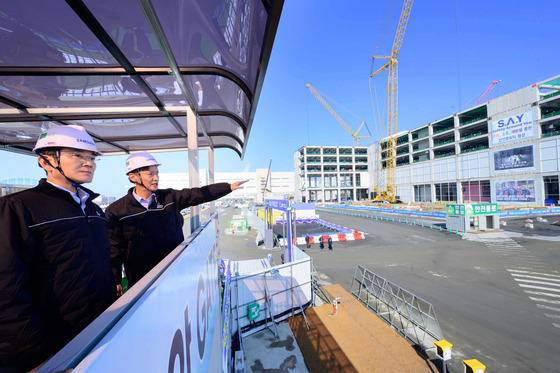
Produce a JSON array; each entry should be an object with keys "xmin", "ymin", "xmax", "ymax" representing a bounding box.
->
[
  {"xmin": 491, "ymin": 111, "xmax": 533, "ymax": 145},
  {"xmin": 493, "ymin": 145, "xmax": 534, "ymax": 171},
  {"xmin": 495, "ymin": 179, "xmax": 536, "ymax": 203}
]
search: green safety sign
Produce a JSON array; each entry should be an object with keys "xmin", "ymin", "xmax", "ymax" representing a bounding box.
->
[
  {"xmin": 446, "ymin": 203, "xmax": 498, "ymax": 216},
  {"xmin": 247, "ymin": 303, "xmax": 260, "ymax": 321}
]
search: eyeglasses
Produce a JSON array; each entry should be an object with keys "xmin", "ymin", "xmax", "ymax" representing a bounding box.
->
[
  {"xmin": 62, "ymin": 152, "xmax": 100, "ymax": 163},
  {"xmin": 139, "ymin": 170, "xmax": 159, "ymax": 178}
]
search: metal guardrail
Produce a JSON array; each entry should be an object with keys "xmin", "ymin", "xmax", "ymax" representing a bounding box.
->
[{"xmin": 350, "ymin": 265, "xmax": 443, "ymax": 350}]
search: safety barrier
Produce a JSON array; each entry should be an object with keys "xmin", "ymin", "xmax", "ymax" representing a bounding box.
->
[
  {"xmin": 350, "ymin": 265, "xmax": 443, "ymax": 350},
  {"xmin": 40, "ymin": 215, "xmax": 224, "ymax": 372},
  {"xmin": 231, "ymin": 246, "xmax": 312, "ymax": 338}
]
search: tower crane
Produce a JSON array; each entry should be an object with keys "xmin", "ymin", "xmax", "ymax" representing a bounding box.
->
[
  {"xmin": 369, "ymin": 0, "xmax": 413, "ymax": 203},
  {"xmin": 306, "ymin": 84, "xmax": 371, "ymax": 147},
  {"xmin": 473, "ymin": 80, "xmax": 501, "ymax": 106}
]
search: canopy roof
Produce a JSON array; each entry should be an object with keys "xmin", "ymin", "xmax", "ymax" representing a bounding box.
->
[{"xmin": 0, "ymin": 0, "xmax": 283, "ymax": 157}]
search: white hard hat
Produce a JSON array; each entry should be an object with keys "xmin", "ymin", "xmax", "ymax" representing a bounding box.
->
[
  {"xmin": 125, "ymin": 151, "xmax": 161, "ymax": 174},
  {"xmin": 33, "ymin": 125, "xmax": 101, "ymax": 155}
]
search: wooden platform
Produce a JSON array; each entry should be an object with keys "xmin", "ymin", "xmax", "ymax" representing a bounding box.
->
[{"xmin": 288, "ymin": 284, "xmax": 438, "ymax": 373}]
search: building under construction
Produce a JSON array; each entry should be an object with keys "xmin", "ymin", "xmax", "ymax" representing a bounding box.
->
[
  {"xmin": 294, "ymin": 146, "xmax": 370, "ymax": 203},
  {"xmin": 369, "ymin": 74, "xmax": 560, "ymax": 206}
]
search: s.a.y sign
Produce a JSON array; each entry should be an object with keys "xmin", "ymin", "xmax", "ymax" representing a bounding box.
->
[{"xmin": 491, "ymin": 111, "xmax": 533, "ymax": 145}]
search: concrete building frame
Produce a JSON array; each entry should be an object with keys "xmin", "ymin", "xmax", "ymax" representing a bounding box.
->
[{"xmin": 368, "ymin": 74, "xmax": 560, "ymax": 206}]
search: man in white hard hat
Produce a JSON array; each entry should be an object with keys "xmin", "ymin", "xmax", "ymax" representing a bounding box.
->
[
  {"xmin": 0, "ymin": 125, "xmax": 116, "ymax": 373},
  {"xmin": 106, "ymin": 151, "xmax": 247, "ymax": 293}
]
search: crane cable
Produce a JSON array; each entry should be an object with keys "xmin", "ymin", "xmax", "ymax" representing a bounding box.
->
[
  {"xmin": 369, "ymin": 78, "xmax": 384, "ymax": 190},
  {"xmin": 313, "ymin": 86, "xmax": 373, "ymax": 138},
  {"xmin": 369, "ymin": 79, "xmax": 384, "ymax": 143},
  {"xmin": 372, "ymin": 0, "xmax": 399, "ymax": 62},
  {"xmin": 369, "ymin": 0, "xmax": 399, "ymax": 142}
]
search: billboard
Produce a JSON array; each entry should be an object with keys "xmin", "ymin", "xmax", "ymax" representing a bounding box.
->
[
  {"xmin": 495, "ymin": 179, "xmax": 536, "ymax": 203},
  {"xmin": 491, "ymin": 111, "xmax": 533, "ymax": 145},
  {"xmin": 493, "ymin": 145, "xmax": 534, "ymax": 171}
]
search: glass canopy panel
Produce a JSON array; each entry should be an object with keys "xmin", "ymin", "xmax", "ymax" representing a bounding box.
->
[
  {"xmin": 0, "ymin": 122, "xmax": 56, "ymax": 147},
  {"xmin": 83, "ymin": 0, "xmax": 169, "ymax": 66},
  {"xmin": 183, "ymin": 75, "xmax": 250, "ymax": 122},
  {"xmin": 0, "ymin": 2, "xmax": 117, "ymax": 66},
  {"xmin": 72, "ymin": 117, "xmax": 185, "ymax": 139},
  {"xmin": 0, "ymin": 75, "xmax": 158, "ymax": 109},
  {"xmin": 200, "ymin": 116, "xmax": 245, "ymax": 143},
  {"xmin": 208, "ymin": 135, "xmax": 242, "ymax": 153},
  {"xmin": 152, "ymin": 0, "xmax": 267, "ymax": 90},
  {"xmin": 109, "ymin": 138, "xmax": 197, "ymax": 153},
  {"xmin": 143, "ymin": 75, "xmax": 189, "ymax": 107}
]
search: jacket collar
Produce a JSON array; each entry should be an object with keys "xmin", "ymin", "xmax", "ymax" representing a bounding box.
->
[{"xmin": 39, "ymin": 178, "xmax": 100, "ymax": 204}]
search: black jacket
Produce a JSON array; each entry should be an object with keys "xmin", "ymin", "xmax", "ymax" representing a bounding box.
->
[
  {"xmin": 106, "ymin": 183, "xmax": 232, "ymax": 287},
  {"xmin": 0, "ymin": 179, "xmax": 116, "ymax": 372}
]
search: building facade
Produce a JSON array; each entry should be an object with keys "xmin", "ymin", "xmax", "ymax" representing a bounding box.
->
[
  {"xmin": 0, "ymin": 177, "xmax": 39, "ymax": 197},
  {"xmin": 294, "ymin": 146, "xmax": 370, "ymax": 203},
  {"xmin": 158, "ymin": 170, "xmax": 295, "ymax": 203},
  {"xmin": 369, "ymin": 75, "xmax": 560, "ymax": 206}
]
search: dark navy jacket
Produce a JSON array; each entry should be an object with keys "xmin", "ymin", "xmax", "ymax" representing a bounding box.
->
[
  {"xmin": 0, "ymin": 179, "xmax": 116, "ymax": 372},
  {"xmin": 105, "ymin": 183, "xmax": 231, "ymax": 287}
]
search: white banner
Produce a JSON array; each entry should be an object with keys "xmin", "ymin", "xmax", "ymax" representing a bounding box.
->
[
  {"xmin": 74, "ymin": 220, "xmax": 220, "ymax": 373},
  {"xmin": 491, "ymin": 111, "xmax": 533, "ymax": 145}
]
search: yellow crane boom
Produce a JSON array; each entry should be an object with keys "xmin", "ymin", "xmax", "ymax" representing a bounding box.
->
[
  {"xmin": 306, "ymin": 83, "xmax": 370, "ymax": 147},
  {"xmin": 369, "ymin": 0, "xmax": 413, "ymax": 202}
]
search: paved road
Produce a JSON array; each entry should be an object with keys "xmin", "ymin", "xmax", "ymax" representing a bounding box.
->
[
  {"xmin": 310, "ymin": 209, "xmax": 560, "ymax": 373},
  {"xmin": 215, "ymin": 206, "xmax": 560, "ymax": 372}
]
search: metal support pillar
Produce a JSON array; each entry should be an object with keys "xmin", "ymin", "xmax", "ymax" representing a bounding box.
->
[
  {"xmin": 208, "ymin": 148, "xmax": 215, "ymax": 216},
  {"xmin": 187, "ymin": 107, "xmax": 200, "ymax": 232},
  {"xmin": 286, "ymin": 208, "xmax": 293, "ymax": 262}
]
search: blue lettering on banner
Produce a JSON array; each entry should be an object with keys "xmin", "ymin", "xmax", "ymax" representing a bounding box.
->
[
  {"xmin": 168, "ymin": 241, "xmax": 218, "ymax": 373},
  {"xmin": 222, "ymin": 263, "xmax": 231, "ymax": 372},
  {"xmin": 71, "ymin": 219, "xmax": 220, "ymax": 373}
]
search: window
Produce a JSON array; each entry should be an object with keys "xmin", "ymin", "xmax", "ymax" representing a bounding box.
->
[
  {"xmin": 307, "ymin": 175, "xmax": 322, "ymax": 188},
  {"xmin": 461, "ymin": 180, "xmax": 491, "ymax": 202},
  {"xmin": 340, "ymin": 174, "xmax": 353, "ymax": 187},
  {"xmin": 324, "ymin": 174, "xmax": 337, "ymax": 187},
  {"xmin": 435, "ymin": 183, "xmax": 457, "ymax": 202},
  {"xmin": 414, "ymin": 184, "xmax": 432, "ymax": 202},
  {"xmin": 340, "ymin": 189, "xmax": 353, "ymax": 201},
  {"xmin": 544, "ymin": 176, "xmax": 559, "ymax": 205}
]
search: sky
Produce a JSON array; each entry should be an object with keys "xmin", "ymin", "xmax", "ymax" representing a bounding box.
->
[{"xmin": 1, "ymin": 0, "xmax": 559, "ymax": 197}]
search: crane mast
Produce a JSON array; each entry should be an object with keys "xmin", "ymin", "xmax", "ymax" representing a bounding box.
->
[
  {"xmin": 370, "ymin": 0, "xmax": 413, "ymax": 202},
  {"xmin": 306, "ymin": 84, "xmax": 370, "ymax": 147}
]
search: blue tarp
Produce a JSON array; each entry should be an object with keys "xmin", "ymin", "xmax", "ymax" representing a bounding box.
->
[{"xmin": 323, "ymin": 204, "xmax": 560, "ymax": 218}]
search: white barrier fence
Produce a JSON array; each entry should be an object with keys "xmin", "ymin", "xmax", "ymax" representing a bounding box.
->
[{"xmin": 231, "ymin": 246, "xmax": 312, "ymax": 338}]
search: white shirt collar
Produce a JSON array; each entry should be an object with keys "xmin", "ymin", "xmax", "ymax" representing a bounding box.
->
[
  {"xmin": 47, "ymin": 181, "xmax": 90, "ymax": 211},
  {"xmin": 133, "ymin": 189, "xmax": 153, "ymax": 209}
]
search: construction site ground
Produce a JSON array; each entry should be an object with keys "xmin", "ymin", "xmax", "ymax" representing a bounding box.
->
[
  {"xmin": 289, "ymin": 284, "xmax": 439, "ymax": 373},
  {"xmin": 216, "ymin": 207, "xmax": 442, "ymax": 373}
]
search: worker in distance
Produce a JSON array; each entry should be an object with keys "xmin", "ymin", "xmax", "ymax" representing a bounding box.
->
[
  {"xmin": 106, "ymin": 151, "xmax": 247, "ymax": 294},
  {"xmin": 0, "ymin": 125, "xmax": 116, "ymax": 373}
]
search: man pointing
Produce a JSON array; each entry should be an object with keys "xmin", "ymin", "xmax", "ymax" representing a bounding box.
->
[{"xmin": 106, "ymin": 151, "xmax": 246, "ymax": 294}]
